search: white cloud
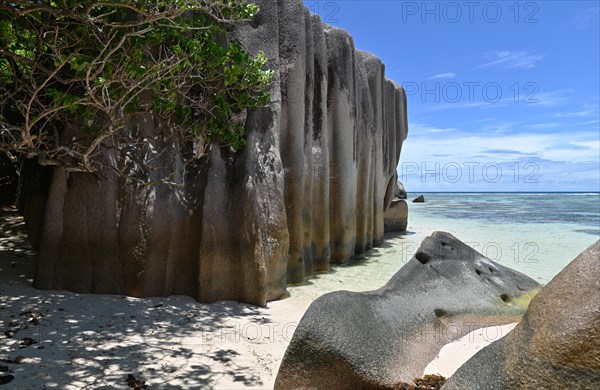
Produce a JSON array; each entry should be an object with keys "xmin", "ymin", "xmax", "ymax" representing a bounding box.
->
[
  {"xmin": 556, "ymin": 110, "xmax": 593, "ymax": 117},
  {"xmin": 408, "ymin": 87, "xmax": 574, "ymax": 113},
  {"xmin": 409, "ymin": 123, "xmax": 457, "ymax": 134},
  {"xmin": 403, "ymin": 122, "xmax": 597, "ymax": 164},
  {"xmin": 402, "ymin": 131, "xmax": 547, "ymax": 163},
  {"xmin": 459, "ymin": 117, "xmax": 497, "ymax": 125},
  {"xmin": 555, "ymin": 104, "xmax": 598, "ymax": 117},
  {"xmin": 525, "ymin": 122, "xmax": 562, "ymax": 129},
  {"xmin": 428, "ymin": 72, "xmax": 456, "ymax": 80},
  {"xmin": 540, "ymin": 145, "xmax": 599, "ymax": 161},
  {"xmin": 573, "ymin": 119, "xmax": 600, "ymax": 127},
  {"xmin": 571, "ymin": 140, "xmax": 600, "ymax": 151},
  {"xmin": 530, "ymin": 89, "xmax": 573, "ymax": 107},
  {"xmin": 399, "ymin": 129, "xmax": 599, "ymax": 191},
  {"xmin": 480, "ymin": 122, "xmax": 516, "ymax": 134},
  {"xmin": 415, "ymin": 100, "xmax": 504, "ymax": 112},
  {"xmin": 480, "ymin": 51, "xmax": 544, "ymax": 70}
]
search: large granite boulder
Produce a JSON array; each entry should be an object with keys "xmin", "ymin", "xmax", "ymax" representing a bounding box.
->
[
  {"xmin": 274, "ymin": 232, "xmax": 540, "ymax": 389},
  {"xmin": 443, "ymin": 240, "xmax": 600, "ymax": 389},
  {"xmin": 27, "ymin": 0, "xmax": 408, "ymax": 305},
  {"xmin": 384, "ymin": 199, "xmax": 408, "ymax": 232},
  {"xmin": 394, "ymin": 180, "xmax": 407, "ymax": 200}
]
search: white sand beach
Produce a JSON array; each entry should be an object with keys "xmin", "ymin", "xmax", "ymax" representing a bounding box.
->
[
  {"xmin": 0, "ymin": 207, "xmax": 526, "ymax": 388},
  {"xmin": 423, "ymin": 323, "xmax": 517, "ymax": 378},
  {"xmin": 1, "ymin": 254, "xmax": 301, "ymax": 389},
  {"xmin": 1, "ymin": 258, "xmax": 514, "ymax": 389}
]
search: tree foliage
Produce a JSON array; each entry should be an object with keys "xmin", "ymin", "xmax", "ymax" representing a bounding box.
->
[{"xmin": 0, "ymin": 0, "xmax": 273, "ymax": 179}]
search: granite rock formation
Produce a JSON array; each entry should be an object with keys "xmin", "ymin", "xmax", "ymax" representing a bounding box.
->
[
  {"xmin": 443, "ymin": 240, "xmax": 600, "ymax": 389},
  {"xmin": 26, "ymin": 0, "xmax": 408, "ymax": 305},
  {"xmin": 384, "ymin": 199, "xmax": 408, "ymax": 232},
  {"xmin": 384, "ymin": 180, "xmax": 409, "ymax": 232},
  {"xmin": 274, "ymin": 232, "xmax": 540, "ymax": 389},
  {"xmin": 413, "ymin": 194, "xmax": 425, "ymax": 203},
  {"xmin": 395, "ymin": 180, "xmax": 408, "ymax": 200}
]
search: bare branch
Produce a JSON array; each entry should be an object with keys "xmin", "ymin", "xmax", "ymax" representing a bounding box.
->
[{"xmin": 0, "ymin": 0, "xmax": 271, "ymax": 185}]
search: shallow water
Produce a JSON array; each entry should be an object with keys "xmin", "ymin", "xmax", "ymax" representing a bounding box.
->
[{"xmin": 287, "ymin": 193, "xmax": 600, "ymax": 303}]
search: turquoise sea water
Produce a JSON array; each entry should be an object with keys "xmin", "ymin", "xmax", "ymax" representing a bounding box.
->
[
  {"xmin": 410, "ymin": 193, "xmax": 600, "ymax": 234},
  {"xmin": 286, "ymin": 192, "xmax": 600, "ymax": 303}
]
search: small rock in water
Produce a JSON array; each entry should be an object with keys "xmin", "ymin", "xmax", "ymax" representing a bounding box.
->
[{"xmin": 412, "ymin": 194, "xmax": 425, "ymax": 203}]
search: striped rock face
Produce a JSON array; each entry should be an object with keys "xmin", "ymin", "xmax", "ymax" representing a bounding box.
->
[{"xmin": 27, "ymin": 0, "xmax": 408, "ymax": 306}]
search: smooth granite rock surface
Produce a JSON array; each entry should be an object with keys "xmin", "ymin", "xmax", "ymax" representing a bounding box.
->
[
  {"xmin": 395, "ymin": 180, "xmax": 408, "ymax": 200},
  {"xmin": 384, "ymin": 199, "xmax": 408, "ymax": 232},
  {"xmin": 275, "ymin": 232, "xmax": 540, "ymax": 389},
  {"xmin": 443, "ymin": 240, "xmax": 600, "ymax": 390}
]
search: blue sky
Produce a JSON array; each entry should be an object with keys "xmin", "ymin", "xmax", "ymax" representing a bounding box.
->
[{"xmin": 304, "ymin": 1, "xmax": 600, "ymax": 192}]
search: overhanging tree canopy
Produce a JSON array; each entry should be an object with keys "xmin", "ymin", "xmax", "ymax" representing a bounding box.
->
[{"xmin": 0, "ymin": 0, "xmax": 273, "ymax": 181}]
